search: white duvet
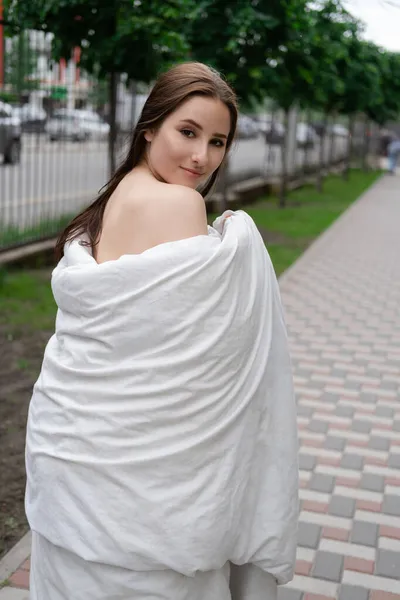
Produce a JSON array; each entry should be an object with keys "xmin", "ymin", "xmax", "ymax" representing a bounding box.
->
[{"xmin": 25, "ymin": 210, "xmax": 299, "ymax": 593}]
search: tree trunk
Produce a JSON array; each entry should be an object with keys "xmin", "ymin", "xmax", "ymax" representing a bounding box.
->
[
  {"xmin": 328, "ymin": 114, "xmax": 335, "ymax": 170},
  {"xmin": 343, "ymin": 115, "xmax": 355, "ymax": 181},
  {"xmin": 316, "ymin": 115, "xmax": 328, "ymax": 193},
  {"xmin": 108, "ymin": 70, "xmax": 118, "ymax": 178},
  {"xmin": 361, "ymin": 116, "xmax": 370, "ymax": 172},
  {"xmin": 279, "ymin": 109, "xmax": 289, "ymax": 208},
  {"xmin": 303, "ymin": 110, "xmax": 312, "ymax": 177}
]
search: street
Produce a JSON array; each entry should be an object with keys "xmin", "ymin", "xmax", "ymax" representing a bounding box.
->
[{"xmin": 0, "ymin": 134, "xmax": 347, "ymax": 228}]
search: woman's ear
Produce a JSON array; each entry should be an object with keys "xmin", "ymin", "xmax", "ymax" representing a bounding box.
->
[{"xmin": 144, "ymin": 129, "xmax": 154, "ymax": 143}]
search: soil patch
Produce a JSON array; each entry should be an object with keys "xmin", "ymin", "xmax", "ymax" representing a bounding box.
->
[{"xmin": 0, "ymin": 270, "xmax": 54, "ymax": 559}]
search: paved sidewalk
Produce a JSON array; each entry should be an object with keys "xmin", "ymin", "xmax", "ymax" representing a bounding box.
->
[{"xmin": 0, "ymin": 173, "xmax": 399, "ymax": 599}]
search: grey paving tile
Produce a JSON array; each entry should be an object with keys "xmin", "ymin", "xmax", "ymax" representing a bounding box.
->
[
  {"xmin": 335, "ymin": 405, "xmax": 355, "ymax": 418},
  {"xmin": 297, "ymin": 405, "xmax": 313, "ymax": 417},
  {"xmin": 388, "ymin": 454, "xmax": 400, "ymax": 469},
  {"xmin": 344, "ymin": 380, "xmax": 361, "ymax": 390},
  {"xmin": 299, "ymin": 454, "xmax": 316, "ymax": 471},
  {"xmin": 375, "ymin": 405, "xmax": 395, "ymax": 417},
  {"xmin": 382, "ymin": 495, "xmax": 400, "ymax": 517},
  {"xmin": 360, "ymin": 473, "xmax": 385, "ymax": 492},
  {"xmin": 329, "ymin": 495, "xmax": 356, "ymax": 518},
  {"xmin": 359, "ymin": 392, "xmax": 377, "ymax": 403},
  {"xmin": 310, "ymin": 473, "xmax": 335, "ymax": 493},
  {"xmin": 308, "ymin": 419, "xmax": 329, "ymax": 434},
  {"xmin": 277, "ymin": 589, "xmax": 303, "ymax": 600},
  {"xmin": 375, "ymin": 549, "xmax": 400, "ymax": 579},
  {"xmin": 321, "ymin": 392, "xmax": 340, "ymax": 403},
  {"xmin": 341, "ymin": 453, "xmax": 364, "ymax": 470},
  {"xmin": 338, "ymin": 584, "xmax": 369, "ymax": 600},
  {"xmin": 325, "ymin": 436, "xmax": 346, "ymax": 451},
  {"xmin": 393, "ymin": 421, "xmax": 400, "ymax": 432},
  {"xmin": 297, "ymin": 521, "xmax": 321, "ymax": 549},
  {"xmin": 379, "ymin": 380, "xmax": 399, "ymax": 391},
  {"xmin": 351, "ymin": 420, "xmax": 372, "ymax": 434},
  {"xmin": 351, "ymin": 521, "xmax": 379, "ymax": 547},
  {"xmin": 312, "ymin": 550, "xmax": 343, "ymax": 582},
  {"xmin": 368, "ymin": 436, "xmax": 391, "ymax": 451},
  {"xmin": 331, "ymin": 369, "xmax": 347, "ymax": 379}
]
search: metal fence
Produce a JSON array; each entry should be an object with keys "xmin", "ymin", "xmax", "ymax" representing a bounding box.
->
[{"xmin": 0, "ymin": 28, "xmax": 382, "ymax": 254}]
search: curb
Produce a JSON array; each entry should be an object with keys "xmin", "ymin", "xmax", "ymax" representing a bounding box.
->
[{"xmin": 0, "ymin": 532, "xmax": 31, "ymax": 584}]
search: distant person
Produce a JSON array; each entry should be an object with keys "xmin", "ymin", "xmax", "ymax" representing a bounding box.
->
[
  {"xmin": 25, "ymin": 61, "xmax": 299, "ymax": 600},
  {"xmin": 387, "ymin": 138, "xmax": 400, "ymax": 174}
]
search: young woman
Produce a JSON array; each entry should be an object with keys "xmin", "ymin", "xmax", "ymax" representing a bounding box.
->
[{"xmin": 26, "ymin": 62, "xmax": 299, "ymax": 600}]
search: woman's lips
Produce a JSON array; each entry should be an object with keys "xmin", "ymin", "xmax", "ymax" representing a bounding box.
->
[{"xmin": 181, "ymin": 167, "xmax": 203, "ymax": 178}]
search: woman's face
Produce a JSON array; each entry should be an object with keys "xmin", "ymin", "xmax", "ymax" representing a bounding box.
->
[{"xmin": 144, "ymin": 96, "xmax": 231, "ymax": 189}]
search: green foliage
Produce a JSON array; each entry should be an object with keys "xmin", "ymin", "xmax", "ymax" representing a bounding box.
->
[
  {"xmin": 4, "ymin": 0, "xmax": 400, "ymax": 123},
  {"xmin": 4, "ymin": 32, "xmax": 41, "ymax": 96}
]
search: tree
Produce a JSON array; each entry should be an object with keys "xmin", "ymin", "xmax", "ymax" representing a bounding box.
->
[
  {"xmin": 5, "ymin": 0, "xmax": 194, "ymax": 174},
  {"xmin": 4, "ymin": 31, "xmax": 41, "ymax": 100},
  {"xmin": 187, "ymin": 0, "xmax": 311, "ymax": 208}
]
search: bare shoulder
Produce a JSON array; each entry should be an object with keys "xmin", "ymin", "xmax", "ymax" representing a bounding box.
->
[
  {"xmin": 100, "ymin": 179, "xmax": 208, "ymax": 259},
  {"xmin": 151, "ymin": 183, "xmax": 208, "ymax": 237}
]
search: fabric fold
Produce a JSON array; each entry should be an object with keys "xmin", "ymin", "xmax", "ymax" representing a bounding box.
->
[{"xmin": 25, "ymin": 210, "xmax": 299, "ymax": 587}]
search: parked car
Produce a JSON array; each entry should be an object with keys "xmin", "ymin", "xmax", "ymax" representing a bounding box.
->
[
  {"xmin": 296, "ymin": 123, "xmax": 318, "ymax": 148},
  {"xmin": 328, "ymin": 123, "xmax": 349, "ymax": 138},
  {"xmin": 236, "ymin": 114, "xmax": 260, "ymax": 139},
  {"xmin": 13, "ymin": 105, "xmax": 47, "ymax": 133},
  {"xmin": 0, "ymin": 101, "xmax": 22, "ymax": 164},
  {"xmin": 46, "ymin": 109, "xmax": 110, "ymax": 142},
  {"xmin": 263, "ymin": 120, "xmax": 286, "ymax": 145}
]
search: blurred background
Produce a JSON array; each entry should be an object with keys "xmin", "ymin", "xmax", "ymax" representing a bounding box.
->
[{"xmin": 0, "ymin": 0, "xmax": 399, "ymax": 252}]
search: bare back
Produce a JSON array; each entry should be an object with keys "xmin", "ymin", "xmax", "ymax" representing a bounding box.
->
[{"xmin": 95, "ymin": 169, "xmax": 208, "ymax": 263}]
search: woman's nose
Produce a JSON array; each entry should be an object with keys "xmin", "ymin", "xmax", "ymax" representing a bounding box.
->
[{"xmin": 192, "ymin": 142, "xmax": 209, "ymax": 166}]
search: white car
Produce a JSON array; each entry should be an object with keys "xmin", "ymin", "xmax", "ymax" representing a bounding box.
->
[
  {"xmin": 296, "ymin": 123, "xmax": 318, "ymax": 148},
  {"xmin": 328, "ymin": 124, "xmax": 349, "ymax": 137},
  {"xmin": 46, "ymin": 109, "xmax": 110, "ymax": 142}
]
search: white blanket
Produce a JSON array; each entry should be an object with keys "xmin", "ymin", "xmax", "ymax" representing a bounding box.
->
[{"xmin": 25, "ymin": 210, "xmax": 299, "ymax": 589}]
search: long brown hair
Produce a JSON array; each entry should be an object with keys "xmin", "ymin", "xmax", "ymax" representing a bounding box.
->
[{"xmin": 55, "ymin": 62, "xmax": 238, "ymax": 261}]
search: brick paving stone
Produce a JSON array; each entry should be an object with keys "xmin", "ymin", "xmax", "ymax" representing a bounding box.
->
[
  {"xmin": 382, "ymin": 495, "xmax": 400, "ymax": 517},
  {"xmin": 343, "ymin": 556, "xmax": 375, "ymax": 574},
  {"xmin": 277, "ymin": 590, "xmax": 304, "ymax": 600},
  {"xmin": 334, "ymin": 406, "xmax": 355, "ymax": 418},
  {"xmin": 329, "ymin": 496, "xmax": 356, "ymax": 518},
  {"xmin": 303, "ymin": 596, "xmax": 336, "ymax": 600},
  {"xmin": 322, "ymin": 527, "xmax": 349, "ymax": 541},
  {"xmin": 298, "ymin": 522, "xmax": 322, "ymax": 549},
  {"xmin": 324, "ymin": 436, "xmax": 346, "ymax": 451},
  {"xmin": 309, "ymin": 473, "xmax": 335, "ymax": 493},
  {"xmin": 338, "ymin": 584, "xmax": 369, "ymax": 600},
  {"xmin": 388, "ymin": 454, "xmax": 400, "ymax": 469},
  {"xmin": 370, "ymin": 592, "xmax": 400, "ymax": 600},
  {"xmin": 312, "ymin": 551, "xmax": 343, "ymax": 582},
  {"xmin": 351, "ymin": 521, "xmax": 379, "ymax": 547},
  {"xmin": 340, "ymin": 454, "xmax": 364, "ymax": 470},
  {"xmin": 375, "ymin": 406, "xmax": 395, "ymax": 418},
  {"xmin": 8, "ymin": 570, "xmax": 29, "ymax": 589},
  {"xmin": 309, "ymin": 420, "xmax": 330, "ymax": 434},
  {"xmin": 368, "ymin": 437, "xmax": 391, "ymax": 451},
  {"xmin": 298, "ymin": 406, "xmax": 315, "ymax": 417},
  {"xmin": 295, "ymin": 560, "xmax": 313, "ymax": 576},
  {"xmin": 379, "ymin": 525, "xmax": 400, "ymax": 540},
  {"xmin": 299, "ymin": 454, "xmax": 317, "ymax": 471},
  {"xmin": 360, "ymin": 473, "xmax": 386, "ymax": 493},
  {"xmin": 352, "ymin": 420, "xmax": 373, "ymax": 434},
  {"xmin": 375, "ymin": 549, "xmax": 400, "ymax": 579}
]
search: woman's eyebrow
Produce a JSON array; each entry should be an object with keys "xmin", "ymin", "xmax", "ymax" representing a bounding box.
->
[{"xmin": 179, "ymin": 118, "xmax": 228, "ymax": 140}]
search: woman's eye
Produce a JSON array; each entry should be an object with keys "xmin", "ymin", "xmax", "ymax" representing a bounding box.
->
[
  {"xmin": 212, "ymin": 139, "xmax": 225, "ymax": 148},
  {"xmin": 181, "ymin": 129, "xmax": 195, "ymax": 138}
]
